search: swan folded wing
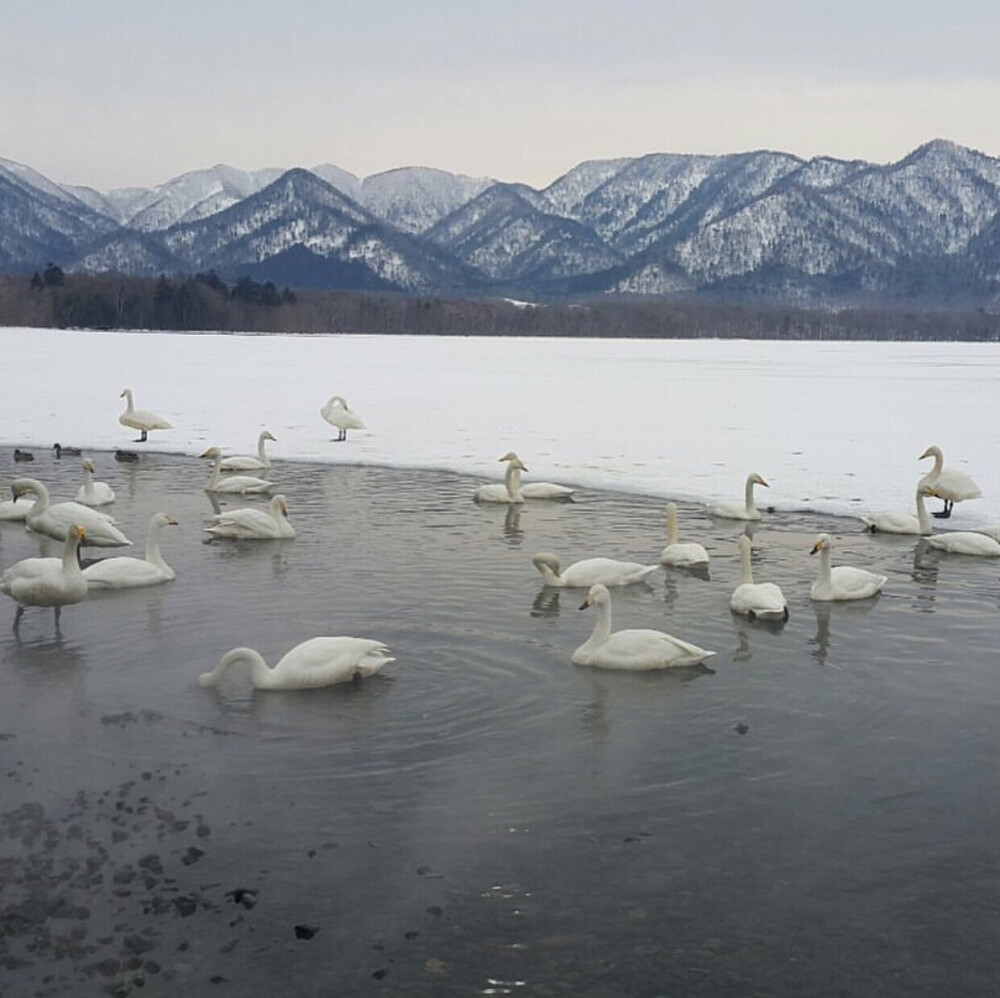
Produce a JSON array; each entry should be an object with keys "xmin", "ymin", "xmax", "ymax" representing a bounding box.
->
[
  {"xmin": 579, "ymin": 629, "xmax": 714, "ymax": 670},
  {"xmin": 661, "ymin": 542, "xmax": 710, "ymax": 566},
  {"xmin": 831, "ymin": 566, "xmax": 887, "ymax": 598},
  {"xmin": 83, "ymin": 558, "xmax": 169, "ymax": 589},
  {"xmin": 732, "ymin": 582, "xmax": 786, "ymax": 616},
  {"xmin": 278, "ymin": 637, "xmax": 394, "ymax": 683},
  {"xmin": 520, "ymin": 482, "xmax": 575, "ymax": 499},
  {"xmin": 861, "ymin": 511, "xmax": 919, "ymax": 534},
  {"xmin": 474, "ymin": 483, "xmax": 518, "ymax": 503},
  {"xmin": 931, "ymin": 468, "xmax": 982, "ymax": 502},
  {"xmin": 561, "ymin": 558, "xmax": 658, "ymax": 587}
]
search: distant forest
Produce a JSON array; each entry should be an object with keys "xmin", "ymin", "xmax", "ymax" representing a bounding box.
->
[{"xmin": 1, "ymin": 270, "xmax": 999, "ymax": 341}]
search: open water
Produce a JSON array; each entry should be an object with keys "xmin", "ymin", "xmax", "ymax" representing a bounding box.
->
[{"xmin": 1, "ymin": 449, "xmax": 998, "ymax": 997}]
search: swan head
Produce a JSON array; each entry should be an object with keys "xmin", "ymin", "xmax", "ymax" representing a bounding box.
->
[
  {"xmin": 71, "ymin": 524, "xmax": 87, "ymax": 541},
  {"xmin": 923, "ymin": 485, "xmax": 941, "ymax": 498},
  {"xmin": 810, "ymin": 533, "xmax": 831, "ymax": 556},
  {"xmin": 749, "ymin": 473, "xmax": 769, "ymax": 488},
  {"xmin": 11, "ymin": 479, "xmax": 39, "ymax": 502},
  {"xmin": 262, "ymin": 431, "xmax": 276, "ymax": 442},
  {"xmin": 532, "ymin": 552, "xmax": 561, "ymax": 572},
  {"xmin": 919, "ymin": 445, "xmax": 941, "ymax": 461},
  {"xmin": 200, "ymin": 447, "xmax": 222, "ymax": 459},
  {"xmin": 152, "ymin": 512, "xmax": 178, "ymax": 528},
  {"xmin": 120, "ymin": 388, "xmax": 132, "ymax": 399},
  {"xmin": 273, "ymin": 494, "xmax": 289, "ymax": 514},
  {"xmin": 82, "ymin": 458, "xmax": 96, "ymax": 473},
  {"xmin": 498, "ymin": 451, "xmax": 528, "ymax": 471},
  {"xmin": 580, "ymin": 583, "xmax": 611, "ymax": 610}
]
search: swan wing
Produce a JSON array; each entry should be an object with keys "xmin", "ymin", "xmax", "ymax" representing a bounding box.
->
[
  {"xmin": 561, "ymin": 558, "xmax": 659, "ymax": 587},
  {"xmin": 582, "ymin": 629, "xmax": 714, "ymax": 670},
  {"xmin": 829, "ymin": 565, "xmax": 888, "ymax": 599},
  {"xmin": 660, "ymin": 542, "xmax": 710, "ymax": 566},
  {"xmin": 731, "ymin": 582, "xmax": 787, "ymax": 617},
  {"xmin": 520, "ymin": 482, "xmax": 575, "ymax": 499},
  {"xmin": 927, "ymin": 532, "xmax": 1000, "ymax": 556},
  {"xmin": 275, "ymin": 637, "xmax": 393, "ymax": 686},
  {"xmin": 83, "ymin": 557, "xmax": 172, "ymax": 589},
  {"xmin": 219, "ymin": 456, "xmax": 267, "ymax": 471},
  {"xmin": 474, "ymin": 483, "xmax": 517, "ymax": 503},
  {"xmin": 861, "ymin": 510, "xmax": 920, "ymax": 534}
]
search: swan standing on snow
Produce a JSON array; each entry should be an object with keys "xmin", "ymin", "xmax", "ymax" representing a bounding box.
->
[
  {"xmin": 573, "ymin": 583, "xmax": 715, "ymax": 670},
  {"xmin": 11, "ymin": 478, "xmax": 131, "ymax": 547},
  {"xmin": 809, "ymin": 533, "xmax": 887, "ymax": 601},
  {"xmin": 731, "ymin": 535, "xmax": 788, "ymax": 621},
  {"xmin": 220, "ymin": 431, "xmax": 276, "ymax": 471},
  {"xmin": 1, "ymin": 524, "xmax": 88, "ymax": 629},
  {"xmin": 198, "ymin": 636, "xmax": 394, "ymax": 691},
  {"xmin": 119, "ymin": 388, "xmax": 172, "ymax": 442},
  {"xmin": 206, "ymin": 494, "xmax": 295, "ymax": 540},
  {"xmin": 660, "ymin": 502, "xmax": 710, "ymax": 566},
  {"xmin": 710, "ymin": 473, "xmax": 769, "ymax": 521},
  {"xmin": 75, "ymin": 459, "xmax": 116, "ymax": 506},
  {"xmin": 201, "ymin": 447, "xmax": 274, "ymax": 494},
  {"xmin": 83, "ymin": 513, "xmax": 178, "ymax": 589},
  {"xmin": 321, "ymin": 396, "xmax": 365, "ymax": 441},
  {"xmin": 918, "ymin": 445, "xmax": 981, "ymax": 519},
  {"xmin": 861, "ymin": 484, "xmax": 934, "ymax": 535},
  {"xmin": 532, "ymin": 552, "xmax": 659, "ymax": 588}
]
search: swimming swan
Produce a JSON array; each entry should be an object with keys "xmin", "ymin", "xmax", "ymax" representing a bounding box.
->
[
  {"xmin": 198, "ymin": 636, "xmax": 394, "ymax": 690},
  {"xmin": 532, "ymin": 552, "xmax": 659, "ymax": 588},
  {"xmin": 119, "ymin": 388, "xmax": 172, "ymax": 442},
  {"xmin": 710, "ymin": 473, "xmax": 769, "ymax": 520},
  {"xmin": 861, "ymin": 483, "xmax": 934, "ymax": 535},
  {"xmin": 918, "ymin": 445, "xmax": 981, "ymax": 518},
  {"xmin": 1, "ymin": 524, "xmax": 88, "ymax": 628},
  {"xmin": 82, "ymin": 513, "xmax": 178, "ymax": 589},
  {"xmin": 75, "ymin": 458, "xmax": 116, "ymax": 506},
  {"xmin": 731, "ymin": 535, "xmax": 788, "ymax": 620},
  {"xmin": 474, "ymin": 452, "xmax": 527, "ymax": 503},
  {"xmin": 572, "ymin": 583, "xmax": 715, "ymax": 670},
  {"xmin": 11, "ymin": 478, "xmax": 131, "ymax": 547},
  {"xmin": 660, "ymin": 502, "xmax": 710, "ymax": 566},
  {"xmin": 924, "ymin": 529, "xmax": 1000, "ymax": 557},
  {"xmin": 206, "ymin": 494, "xmax": 295, "ymax": 540},
  {"xmin": 809, "ymin": 533, "xmax": 887, "ymax": 601},
  {"xmin": 201, "ymin": 448, "xmax": 274, "ymax": 494},
  {"xmin": 220, "ymin": 431, "xmax": 276, "ymax": 471},
  {"xmin": 321, "ymin": 396, "xmax": 365, "ymax": 441}
]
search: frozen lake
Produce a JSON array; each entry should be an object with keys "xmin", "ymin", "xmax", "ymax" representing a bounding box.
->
[{"xmin": 1, "ymin": 330, "xmax": 999, "ymax": 996}]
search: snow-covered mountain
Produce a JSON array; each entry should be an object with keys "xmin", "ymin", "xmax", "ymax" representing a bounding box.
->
[{"xmin": 3, "ymin": 139, "xmax": 1000, "ymax": 304}]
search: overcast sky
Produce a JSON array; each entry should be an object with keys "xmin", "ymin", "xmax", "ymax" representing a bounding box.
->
[{"xmin": 3, "ymin": 0, "xmax": 998, "ymax": 191}]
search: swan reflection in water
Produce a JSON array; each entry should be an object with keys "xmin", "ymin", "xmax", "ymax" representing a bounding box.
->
[
  {"xmin": 503, "ymin": 505, "xmax": 523, "ymax": 546},
  {"xmin": 531, "ymin": 588, "xmax": 562, "ymax": 619},
  {"xmin": 809, "ymin": 598, "xmax": 879, "ymax": 666}
]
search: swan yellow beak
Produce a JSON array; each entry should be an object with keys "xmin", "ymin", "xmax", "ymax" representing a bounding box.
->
[
  {"xmin": 73, "ymin": 525, "xmax": 87, "ymax": 540},
  {"xmin": 167, "ymin": 516, "xmax": 179, "ymax": 525},
  {"xmin": 809, "ymin": 540, "xmax": 823, "ymax": 555},
  {"xmin": 579, "ymin": 593, "xmax": 594, "ymax": 610}
]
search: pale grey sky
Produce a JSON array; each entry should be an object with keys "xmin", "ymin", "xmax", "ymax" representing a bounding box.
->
[{"xmin": 3, "ymin": 0, "xmax": 998, "ymax": 191}]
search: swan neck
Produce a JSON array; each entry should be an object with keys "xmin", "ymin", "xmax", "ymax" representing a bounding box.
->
[
  {"xmin": 817, "ymin": 546, "xmax": 832, "ymax": 585},
  {"xmin": 144, "ymin": 523, "xmax": 169, "ymax": 570},
  {"xmin": 123, "ymin": 391, "xmax": 134, "ymax": 414},
  {"xmin": 744, "ymin": 477, "xmax": 757, "ymax": 512},
  {"xmin": 537, "ymin": 561, "xmax": 561, "ymax": 585},
  {"xmin": 257, "ymin": 435, "xmax": 270, "ymax": 462},
  {"xmin": 62, "ymin": 534, "xmax": 84, "ymax": 576},
  {"xmin": 206, "ymin": 453, "xmax": 222, "ymax": 487},
  {"xmin": 589, "ymin": 598, "xmax": 613, "ymax": 646},
  {"xmin": 211, "ymin": 648, "xmax": 274, "ymax": 689},
  {"xmin": 505, "ymin": 463, "xmax": 524, "ymax": 501},
  {"xmin": 666, "ymin": 505, "xmax": 678, "ymax": 545}
]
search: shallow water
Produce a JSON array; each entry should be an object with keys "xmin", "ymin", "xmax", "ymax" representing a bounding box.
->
[{"xmin": 1, "ymin": 451, "xmax": 998, "ymax": 997}]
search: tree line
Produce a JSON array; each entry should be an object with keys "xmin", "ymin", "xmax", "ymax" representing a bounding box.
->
[{"xmin": 1, "ymin": 271, "xmax": 999, "ymax": 341}]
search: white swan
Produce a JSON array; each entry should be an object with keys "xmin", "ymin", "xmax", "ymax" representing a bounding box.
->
[
  {"xmin": 474, "ymin": 452, "xmax": 527, "ymax": 503},
  {"xmin": 660, "ymin": 502, "xmax": 710, "ymax": 566},
  {"xmin": 320, "ymin": 396, "xmax": 365, "ymax": 441},
  {"xmin": 974, "ymin": 525, "xmax": 1000, "ymax": 543},
  {"xmin": 220, "ymin": 431, "xmax": 276, "ymax": 471},
  {"xmin": 75, "ymin": 458, "xmax": 116, "ymax": 506},
  {"xmin": 918, "ymin": 445, "xmax": 981, "ymax": 518},
  {"xmin": 119, "ymin": 388, "xmax": 172, "ymax": 442},
  {"xmin": 809, "ymin": 533, "xmax": 887, "ymax": 601},
  {"xmin": 83, "ymin": 513, "xmax": 178, "ymax": 589},
  {"xmin": 206, "ymin": 494, "xmax": 295, "ymax": 540},
  {"xmin": 731, "ymin": 535, "xmax": 788, "ymax": 621},
  {"xmin": 11, "ymin": 478, "xmax": 131, "ymax": 547},
  {"xmin": 710, "ymin": 473, "xmax": 769, "ymax": 520},
  {"xmin": 198, "ymin": 636, "xmax": 394, "ymax": 690},
  {"xmin": 861, "ymin": 483, "xmax": 933, "ymax": 535},
  {"xmin": 201, "ymin": 447, "xmax": 274, "ymax": 494},
  {"xmin": 1, "ymin": 524, "xmax": 88, "ymax": 628},
  {"xmin": 0, "ymin": 488, "xmax": 28, "ymax": 522},
  {"xmin": 532, "ymin": 552, "xmax": 659, "ymax": 588},
  {"xmin": 572, "ymin": 583, "xmax": 715, "ymax": 670},
  {"xmin": 925, "ymin": 530, "xmax": 1000, "ymax": 557}
]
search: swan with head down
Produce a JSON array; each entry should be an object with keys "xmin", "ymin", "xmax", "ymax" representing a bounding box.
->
[
  {"xmin": 710, "ymin": 473, "xmax": 769, "ymax": 521},
  {"xmin": 532, "ymin": 552, "xmax": 659, "ymax": 588},
  {"xmin": 660, "ymin": 502, "xmax": 710, "ymax": 566},
  {"xmin": 198, "ymin": 636, "xmax": 394, "ymax": 691},
  {"xmin": 220, "ymin": 431, "xmax": 276, "ymax": 471},
  {"xmin": 731, "ymin": 535, "xmax": 788, "ymax": 621},
  {"xmin": 75, "ymin": 459, "xmax": 116, "ymax": 506},
  {"xmin": 809, "ymin": 533, "xmax": 887, "ymax": 601},
  {"xmin": 918, "ymin": 445, "xmax": 981, "ymax": 518},
  {"xmin": 206, "ymin": 494, "xmax": 295, "ymax": 540},
  {"xmin": 83, "ymin": 513, "xmax": 178, "ymax": 589},
  {"xmin": 320, "ymin": 396, "xmax": 365, "ymax": 441},
  {"xmin": 119, "ymin": 388, "xmax": 172, "ymax": 442},
  {"xmin": 573, "ymin": 583, "xmax": 715, "ymax": 670},
  {"xmin": 1, "ymin": 524, "xmax": 88, "ymax": 629},
  {"xmin": 11, "ymin": 477, "xmax": 131, "ymax": 547},
  {"xmin": 201, "ymin": 448, "xmax": 274, "ymax": 494}
]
